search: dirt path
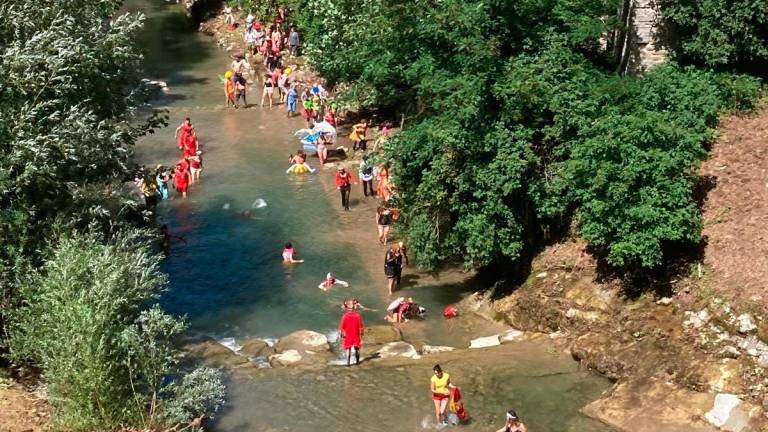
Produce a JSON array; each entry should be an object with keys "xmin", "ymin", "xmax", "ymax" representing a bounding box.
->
[
  {"xmin": 701, "ymin": 109, "xmax": 768, "ymax": 313},
  {"xmin": 0, "ymin": 383, "xmax": 50, "ymax": 432}
]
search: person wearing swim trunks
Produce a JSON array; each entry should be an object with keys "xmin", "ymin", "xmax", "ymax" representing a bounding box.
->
[
  {"xmin": 224, "ymin": 75, "xmax": 236, "ymax": 107},
  {"xmin": 338, "ymin": 301, "xmax": 364, "ymax": 366},
  {"xmin": 430, "ymin": 364, "xmax": 453, "ymax": 425},
  {"xmin": 496, "ymin": 410, "xmax": 529, "ymax": 432},
  {"xmin": 282, "ymin": 242, "xmax": 304, "ymax": 263},
  {"xmin": 234, "ymin": 75, "xmax": 247, "ymax": 108}
]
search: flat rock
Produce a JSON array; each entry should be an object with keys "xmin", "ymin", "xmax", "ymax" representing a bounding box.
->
[
  {"xmin": 499, "ymin": 329, "xmax": 525, "ymax": 343},
  {"xmin": 377, "ymin": 342, "xmax": 420, "ymax": 359},
  {"xmin": 269, "ymin": 349, "xmax": 303, "ymax": 367},
  {"xmin": 362, "ymin": 325, "xmax": 402, "ymax": 346},
  {"xmin": 420, "ymin": 345, "xmax": 456, "ymax": 355},
  {"xmin": 469, "ymin": 335, "xmax": 501, "ymax": 349},
  {"xmin": 275, "ymin": 330, "xmax": 330, "ymax": 353},
  {"xmin": 183, "ymin": 337, "xmax": 251, "ymax": 369}
]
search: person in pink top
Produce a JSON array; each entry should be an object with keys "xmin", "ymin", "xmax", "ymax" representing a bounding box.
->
[{"xmin": 339, "ymin": 301, "xmax": 365, "ymax": 366}]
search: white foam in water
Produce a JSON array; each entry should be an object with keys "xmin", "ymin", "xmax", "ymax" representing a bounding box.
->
[
  {"xmin": 262, "ymin": 337, "xmax": 278, "ymax": 347},
  {"xmin": 252, "ymin": 198, "xmax": 267, "ymax": 209},
  {"xmin": 222, "ymin": 202, "xmax": 230, "ymax": 210},
  {"xmin": 251, "ymin": 356, "xmax": 272, "ymax": 368},
  {"xmin": 217, "ymin": 337, "xmax": 242, "ymax": 353},
  {"xmin": 325, "ymin": 329, "xmax": 339, "ymax": 343}
]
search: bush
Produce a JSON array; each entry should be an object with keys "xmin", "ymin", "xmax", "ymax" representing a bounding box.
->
[{"xmin": 10, "ymin": 231, "xmax": 224, "ymax": 430}]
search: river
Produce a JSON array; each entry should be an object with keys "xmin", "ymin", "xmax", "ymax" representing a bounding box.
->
[{"xmin": 128, "ymin": 1, "xmax": 615, "ymax": 431}]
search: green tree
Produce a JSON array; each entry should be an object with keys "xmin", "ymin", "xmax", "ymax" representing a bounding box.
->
[{"xmin": 660, "ymin": 0, "xmax": 768, "ymax": 69}]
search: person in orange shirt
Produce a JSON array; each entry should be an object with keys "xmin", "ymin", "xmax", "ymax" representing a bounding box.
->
[{"xmin": 225, "ymin": 77, "xmax": 236, "ymax": 107}]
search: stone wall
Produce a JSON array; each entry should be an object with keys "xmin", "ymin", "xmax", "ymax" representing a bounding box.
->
[{"xmin": 630, "ymin": 0, "xmax": 667, "ymax": 72}]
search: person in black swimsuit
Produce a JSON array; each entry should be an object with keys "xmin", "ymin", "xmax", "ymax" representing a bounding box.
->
[
  {"xmin": 495, "ymin": 410, "xmax": 528, "ymax": 432},
  {"xmin": 376, "ymin": 206, "xmax": 393, "ymax": 244},
  {"xmin": 261, "ymin": 73, "xmax": 275, "ymax": 107}
]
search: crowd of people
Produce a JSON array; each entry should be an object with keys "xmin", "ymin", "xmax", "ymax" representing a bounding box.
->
[{"xmin": 147, "ymin": 5, "xmax": 532, "ymax": 429}]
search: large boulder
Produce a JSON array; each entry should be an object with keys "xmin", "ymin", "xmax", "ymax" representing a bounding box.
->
[
  {"xmin": 269, "ymin": 350, "xmax": 303, "ymax": 367},
  {"xmin": 276, "ymin": 330, "xmax": 330, "ymax": 353},
  {"xmin": 240, "ymin": 339, "xmax": 270, "ymax": 358},
  {"xmin": 183, "ymin": 337, "xmax": 252, "ymax": 369},
  {"xmin": 270, "ymin": 330, "xmax": 334, "ymax": 368}
]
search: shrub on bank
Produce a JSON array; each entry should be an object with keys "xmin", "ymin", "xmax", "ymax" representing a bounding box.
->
[{"xmin": 11, "ymin": 231, "xmax": 224, "ymax": 430}]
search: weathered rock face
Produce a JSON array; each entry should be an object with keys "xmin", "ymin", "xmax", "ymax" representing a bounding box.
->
[
  {"xmin": 269, "ymin": 349, "xmax": 304, "ymax": 367},
  {"xmin": 583, "ymin": 380, "xmax": 717, "ymax": 432}
]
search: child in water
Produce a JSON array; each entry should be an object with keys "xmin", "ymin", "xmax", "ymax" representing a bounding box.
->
[
  {"xmin": 282, "ymin": 242, "xmax": 304, "ymax": 263},
  {"xmin": 318, "ymin": 272, "xmax": 349, "ymax": 291}
]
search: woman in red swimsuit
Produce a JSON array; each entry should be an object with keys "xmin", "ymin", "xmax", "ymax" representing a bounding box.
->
[
  {"xmin": 174, "ymin": 117, "xmax": 194, "ymax": 150},
  {"xmin": 174, "ymin": 162, "xmax": 190, "ymax": 198}
]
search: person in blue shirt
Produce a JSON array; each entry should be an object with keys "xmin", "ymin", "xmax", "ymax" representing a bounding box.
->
[{"xmin": 286, "ymin": 84, "xmax": 298, "ymax": 117}]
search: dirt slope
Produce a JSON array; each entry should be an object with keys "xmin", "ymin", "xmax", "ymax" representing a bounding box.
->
[{"xmin": 701, "ymin": 109, "xmax": 768, "ymax": 312}]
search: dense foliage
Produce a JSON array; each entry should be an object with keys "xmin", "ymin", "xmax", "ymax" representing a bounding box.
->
[
  {"xmin": 660, "ymin": 0, "xmax": 768, "ymax": 69},
  {"xmin": 0, "ymin": 1, "xmax": 224, "ymax": 429},
  {"xmin": 297, "ymin": 0, "xmax": 761, "ymax": 270},
  {"xmin": 11, "ymin": 232, "xmax": 225, "ymax": 430}
]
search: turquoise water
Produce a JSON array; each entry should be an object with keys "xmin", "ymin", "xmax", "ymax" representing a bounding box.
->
[{"xmin": 128, "ymin": 2, "xmax": 614, "ymax": 431}]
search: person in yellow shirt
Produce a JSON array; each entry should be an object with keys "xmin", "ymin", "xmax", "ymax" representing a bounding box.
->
[{"xmin": 430, "ymin": 364, "xmax": 453, "ymax": 425}]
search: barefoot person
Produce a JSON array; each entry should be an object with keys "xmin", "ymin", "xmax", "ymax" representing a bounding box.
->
[
  {"xmin": 335, "ymin": 166, "xmax": 356, "ymax": 211},
  {"xmin": 376, "ymin": 206, "xmax": 393, "ymax": 245},
  {"xmin": 496, "ymin": 410, "xmax": 529, "ymax": 432},
  {"xmin": 430, "ymin": 364, "xmax": 454, "ymax": 425},
  {"xmin": 159, "ymin": 224, "xmax": 187, "ymax": 256},
  {"xmin": 282, "ymin": 242, "xmax": 304, "ymax": 263},
  {"xmin": 384, "ymin": 245, "xmax": 399, "ymax": 295},
  {"xmin": 338, "ymin": 300, "xmax": 364, "ymax": 366}
]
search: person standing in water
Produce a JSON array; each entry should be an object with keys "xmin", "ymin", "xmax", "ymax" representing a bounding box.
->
[
  {"xmin": 359, "ymin": 155, "xmax": 376, "ymax": 197},
  {"xmin": 173, "ymin": 162, "xmax": 189, "ymax": 198},
  {"xmin": 338, "ymin": 300, "xmax": 364, "ymax": 366},
  {"xmin": 430, "ymin": 364, "xmax": 454, "ymax": 425},
  {"xmin": 496, "ymin": 410, "xmax": 529, "ymax": 432},
  {"xmin": 384, "ymin": 245, "xmax": 399, "ymax": 295},
  {"xmin": 335, "ymin": 166, "xmax": 356, "ymax": 211},
  {"xmin": 159, "ymin": 224, "xmax": 187, "ymax": 256},
  {"xmin": 174, "ymin": 117, "xmax": 194, "ymax": 151},
  {"xmin": 282, "ymin": 242, "xmax": 305, "ymax": 263}
]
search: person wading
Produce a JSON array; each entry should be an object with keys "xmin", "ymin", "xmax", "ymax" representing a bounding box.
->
[
  {"xmin": 496, "ymin": 410, "xmax": 529, "ymax": 432},
  {"xmin": 338, "ymin": 300, "xmax": 365, "ymax": 366},
  {"xmin": 335, "ymin": 166, "xmax": 356, "ymax": 211}
]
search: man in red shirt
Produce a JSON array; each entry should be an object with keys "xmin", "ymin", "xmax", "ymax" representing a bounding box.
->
[{"xmin": 339, "ymin": 300, "xmax": 364, "ymax": 366}]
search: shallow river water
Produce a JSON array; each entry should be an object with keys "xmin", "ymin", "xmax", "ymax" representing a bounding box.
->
[{"xmin": 128, "ymin": 1, "xmax": 615, "ymax": 431}]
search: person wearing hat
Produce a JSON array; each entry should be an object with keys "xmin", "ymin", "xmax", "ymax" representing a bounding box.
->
[
  {"xmin": 496, "ymin": 410, "xmax": 528, "ymax": 432},
  {"xmin": 231, "ymin": 54, "xmax": 249, "ymax": 76},
  {"xmin": 335, "ymin": 166, "xmax": 357, "ymax": 211}
]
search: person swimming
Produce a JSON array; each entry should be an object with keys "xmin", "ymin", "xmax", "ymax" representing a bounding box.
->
[
  {"xmin": 318, "ymin": 272, "xmax": 349, "ymax": 291},
  {"xmin": 282, "ymin": 242, "xmax": 305, "ymax": 263},
  {"xmin": 286, "ymin": 151, "xmax": 316, "ymax": 174}
]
